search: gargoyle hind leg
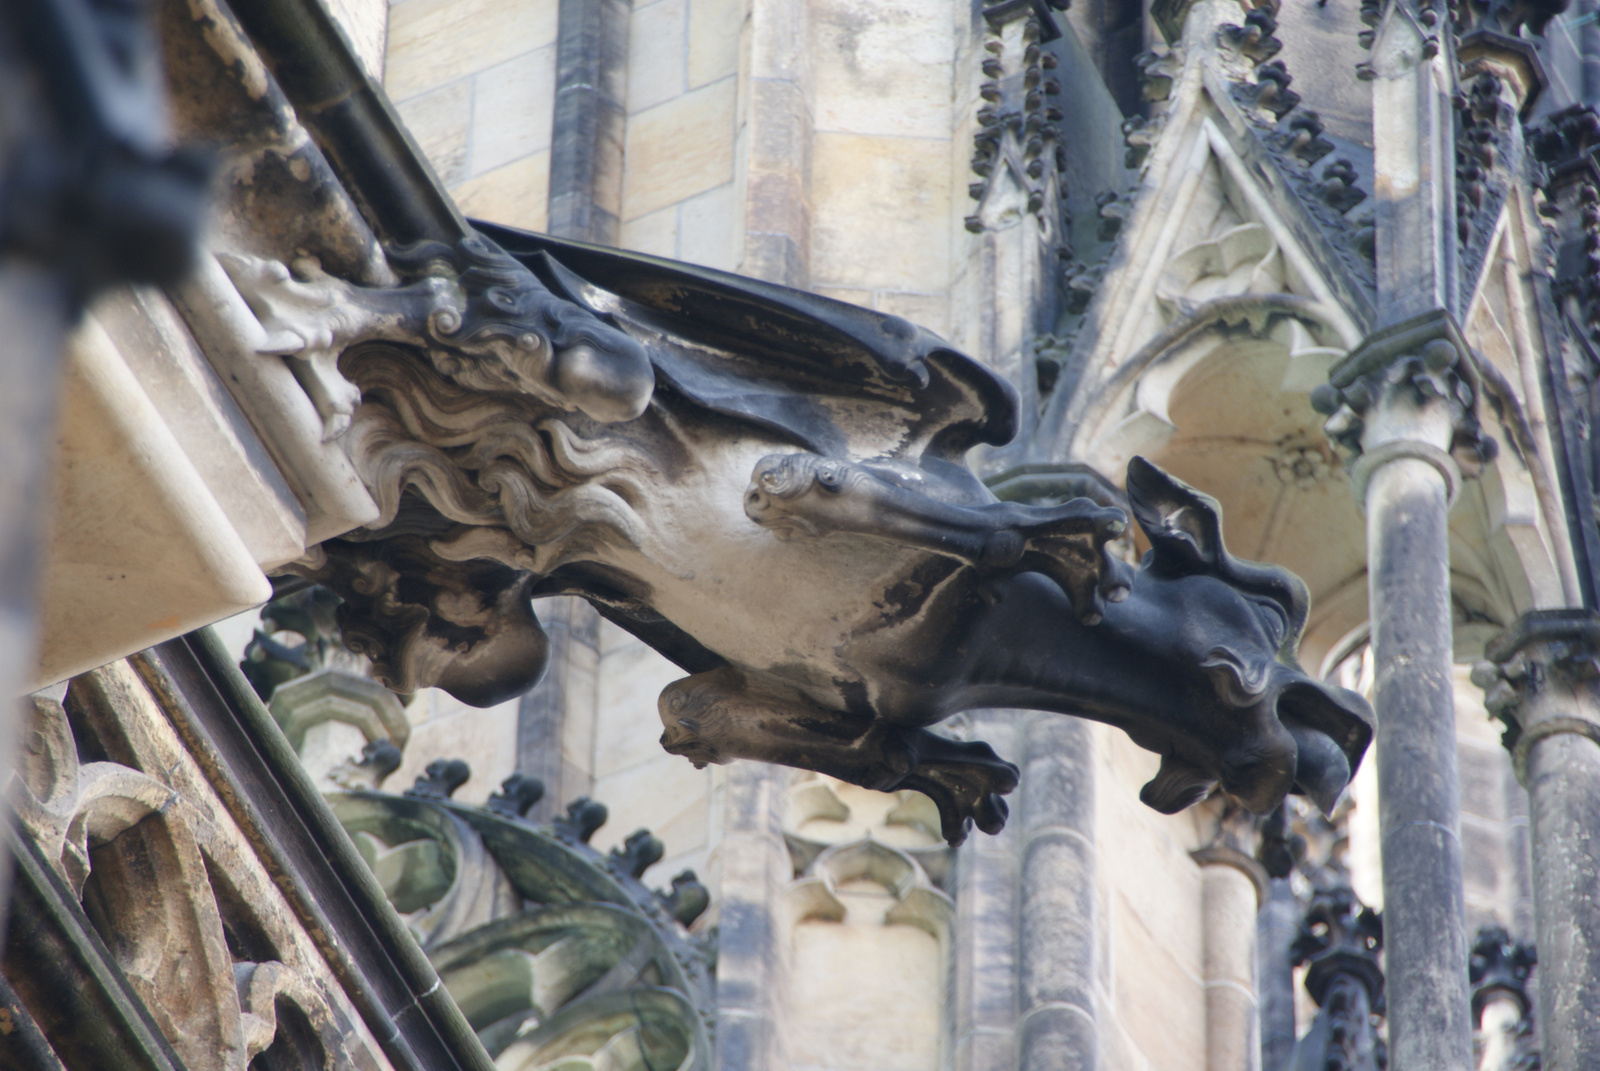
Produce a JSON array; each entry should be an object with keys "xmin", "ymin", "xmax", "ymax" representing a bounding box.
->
[
  {"xmin": 658, "ymin": 668, "xmax": 1018, "ymax": 845},
  {"xmin": 744, "ymin": 453, "xmax": 1132, "ymax": 623}
]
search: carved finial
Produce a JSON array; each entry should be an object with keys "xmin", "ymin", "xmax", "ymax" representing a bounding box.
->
[
  {"xmin": 404, "ymin": 759, "xmax": 471, "ymax": 800},
  {"xmin": 1289, "ymin": 883, "xmax": 1387, "ymax": 1071},
  {"xmin": 328, "ymin": 738, "xmax": 404, "ymax": 791},
  {"xmin": 485, "ymin": 772, "xmax": 546, "ymax": 818},
  {"xmin": 1285, "ymin": 111, "xmax": 1335, "ymax": 166},
  {"xmin": 1134, "ymin": 48, "xmax": 1181, "ymax": 102},
  {"xmin": 1317, "ymin": 158, "xmax": 1369, "ymax": 214},
  {"xmin": 1219, "ymin": 7, "xmax": 1283, "ymax": 65},
  {"xmin": 658, "ymin": 869, "xmax": 711, "ymax": 927},
  {"xmin": 240, "ymin": 584, "xmax": 344, "ymax": 700},
  {"xmin": 553, "ymin": 796, "xmax": 609, "ymax": 844},
  {"xmin": 1470, "ymin": 924, "xmax": 1537, "ymax": 1021},
  {"xmin": 609, "ymin": 829, "xmax": 666, "ymax": 879}
]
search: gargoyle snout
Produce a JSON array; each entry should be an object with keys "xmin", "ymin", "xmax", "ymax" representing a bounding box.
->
[{"xmin": 551, "ymin": 340, "xmax": 655, "ymax": 423}]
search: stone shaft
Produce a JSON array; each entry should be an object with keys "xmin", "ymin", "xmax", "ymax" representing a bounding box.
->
[
  {"xmin": 1366, "ymin": 456, "xmax": 1472, "ymax": 1069},
  {"xmin": 1018, "ymin": 713, "xmax": 1096, "ymax": 1071},
  {"xmin": 1485, "ymin": 614, "xmax": 1600, "ymax": 1068},
  {"xmin": 1198, "ymin": 863, "xmax": 1260, "ymax": 1071},
  {"xmin": 1526, "ymin": 731, "xmax": 1600, "ymax": 1067}
]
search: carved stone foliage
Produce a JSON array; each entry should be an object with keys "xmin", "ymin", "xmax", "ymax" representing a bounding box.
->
[
  {"xmin": 330, "ymin": 762, "xmax": 713, "ymax": 1071},
  {"xmin": 967, "ymin": 7, "xmax": 1070, "ymax": 247},
  {"xmin": 1531, "ymin": 106, "xmax": 1600, "ymax": 341},
  {"xmin": 774, "ymin": 781, "xmax": 954, "ymax": 1071},
  {"xmin": 231, "ymin": 222, "xmax": 1373, "ymax": 846},
  {"xmin": 5, "ymin": 665, "xmax": 385, "ymax": 1071},
  {"xmin": 1211, "ymin": 1, "xmax": 1375, "ymax": 278},
  {"xmin": 1471, "ymin": 609, "xmax": 1600, "ymax": 776},
  {"xmin": 1312, "ymin": 315, "xmax": 1499, "ymax": 478}
]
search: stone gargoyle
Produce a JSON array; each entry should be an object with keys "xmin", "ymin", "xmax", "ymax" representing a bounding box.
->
[{"xmin": 225, "ymin": 222, "xmax": 1373, "ymax": 845}]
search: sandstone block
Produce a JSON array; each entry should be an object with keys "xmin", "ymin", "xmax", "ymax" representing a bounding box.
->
[
  {"xmin": 395, "ymin": 80, "xmax": 471, "ymax": 186},
  {"xmin": 470, "ymin": 46, "xmax": 557, "ymax": 175},
  {"xmin": 689, "ymin": 0, "xmax": 745, "ymax": 88},
  {"xmin": 679, "ymin": 182, "xmax": 741, "ymax": 270},
  {"xmin": 620, "ymin": 203, "xmax": 680, "ymax": 258},
  {"xmin": 812, "ymin": 131, "xmax": 951, "ymax": 290},
  {"xmin": 627, "ymin": 0, "xmax": 688, "ymax": 113},
  {"xmin": 814, "ymin": 0, "xmax": 954, "ymax": 139},
  {"xmin": 386, "ymin": 0, "xmax": 558, "ymax": 101},
  {"xmin": 623, "ymin": 78, "xmax": 737, "ymax": 219},
  {"xmin": 451, "ymin": 151, "xmax": 551, "ymax": 231}
]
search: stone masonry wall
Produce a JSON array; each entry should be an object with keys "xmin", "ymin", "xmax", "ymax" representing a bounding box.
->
[{"xmin": 384, "ymin": 0, "xmax": 560, "ymax": 231}]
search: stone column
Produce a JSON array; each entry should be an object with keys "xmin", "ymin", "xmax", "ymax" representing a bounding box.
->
[
  {"xmin": 1192, "ymin": 808, "xmax": 1267, "ymax": 1071},
  {"xmin": 515, "ymin": 596, "xmax": 600, "ymax": 822},
  {"xmin": 1256, "ymin": 879, "xmax": 1299, "ymax": 1071},
  {"xmin": 950, "ymin": 712, "xmax": 1022, "ymax": 1071},
  {"xmin": 1314, "ymin": 314, "xmax": 1494, "ymax": 1069},
  {"xmin": 547, "ymin": 0, "xmax": 629, "ymax": 244},
  {"xmin": 1016, "ymin": 712, "xmax": 1096, "ymax": 1071},
  {"xmin": 712, "ymin": 762, "xmax": 794, "ymax": 1071},
  {"xmin": 1316, "ymin": 0, "xmax": 1488, "ymax": 1058},
  {"xmin": 1473, "ymin": 611, "xmax": 1600, "ymax": 1068}
]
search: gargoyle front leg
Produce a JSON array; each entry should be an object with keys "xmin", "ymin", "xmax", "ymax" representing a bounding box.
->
[
  {"xmin": 220, "ymin": 252, "xmax": 459, "ymax": 438},
  {"xmin": 744, "ymin": 453, "xmax": 1132, "ymax": 623},
  {"xmin": 219, "ymin": 237, "xmax": 655, "ymax": 431},
  {"xmin": 658, "ymin": 667, "xmax": 1017, "ymax": 845}
]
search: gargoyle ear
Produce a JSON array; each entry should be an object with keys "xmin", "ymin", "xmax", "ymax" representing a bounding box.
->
[{"xmin": 1125, "ymin": 456, "xmax": 1226, "ymax": 573}]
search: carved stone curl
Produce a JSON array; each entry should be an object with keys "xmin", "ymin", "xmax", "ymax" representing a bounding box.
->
[{"xmin": 243, "ymin": 225, "xmax": 1373, "ymax": 845}]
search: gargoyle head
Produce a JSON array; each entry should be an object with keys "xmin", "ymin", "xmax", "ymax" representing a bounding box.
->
[{"xmin": 1122, "ymin": 457, "xmax": 1373, "ymax": 816}]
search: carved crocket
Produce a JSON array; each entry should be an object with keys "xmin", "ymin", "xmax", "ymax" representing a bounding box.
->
[{"xmin": 229, "ymin": 223, "xmax": 1373, "ymax": 846}]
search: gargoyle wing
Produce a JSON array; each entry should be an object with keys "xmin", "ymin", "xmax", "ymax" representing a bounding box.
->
[{"xmin": 473, "ymin": 221, "xmax": 1018, "ymax": 466}]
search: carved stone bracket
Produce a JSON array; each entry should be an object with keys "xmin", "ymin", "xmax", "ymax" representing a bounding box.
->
[
  {"xmin": 1471, "ymin": 609, "xmax": 1600, "ymax": 782},
  {"xmin": 1313, "ymin": 309, "xmax": 1498, "ymax": 501}
]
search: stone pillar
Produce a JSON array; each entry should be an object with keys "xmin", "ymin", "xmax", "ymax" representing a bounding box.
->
[
  {"xmin": 548, "ymin": 0, "xmax": 629, "ymax": 244},
  {"xmin": 950, "ymin": 712, "xmax": 1022, "ymax": 1071},
  {"xmin": 740, "ymin": 0, "xmax": 814, "ymax": 288},
  {"xmin": 712, "ymin": 762, "xmax": 793, "ymax": 1071},
  {"xmin": 1314, "ymin": 313, "xmax": 1494, "ymax": 1069},
  {"xmin": 1473, "ymin": 611, "xmax": 1600, "ymax": 1068},
  {"xmin": 1256, "ymin": 879, "xmax": 1299, "ymax": 1071},
  {"xmin": 1016, "ymin": 712, "xmax": 1096, "ymax": 1071},
  {"xmin": 515, "ymin": 596, "xmax": 600, "ymax": 822},
  {"xmin": 1192, "ymin": 807, "xmax": 1266, "ymax": 1071}
]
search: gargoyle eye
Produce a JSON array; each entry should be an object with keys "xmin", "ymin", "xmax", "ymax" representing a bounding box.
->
[{"xmin": 1248, "ymin": 596, "xmax": 1289, "ymax": 648}]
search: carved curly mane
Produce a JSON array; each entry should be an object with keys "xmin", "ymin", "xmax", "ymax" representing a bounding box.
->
[{"xmin": 340, "ymin": 344, "xmax": 656, "ymax": 571}]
